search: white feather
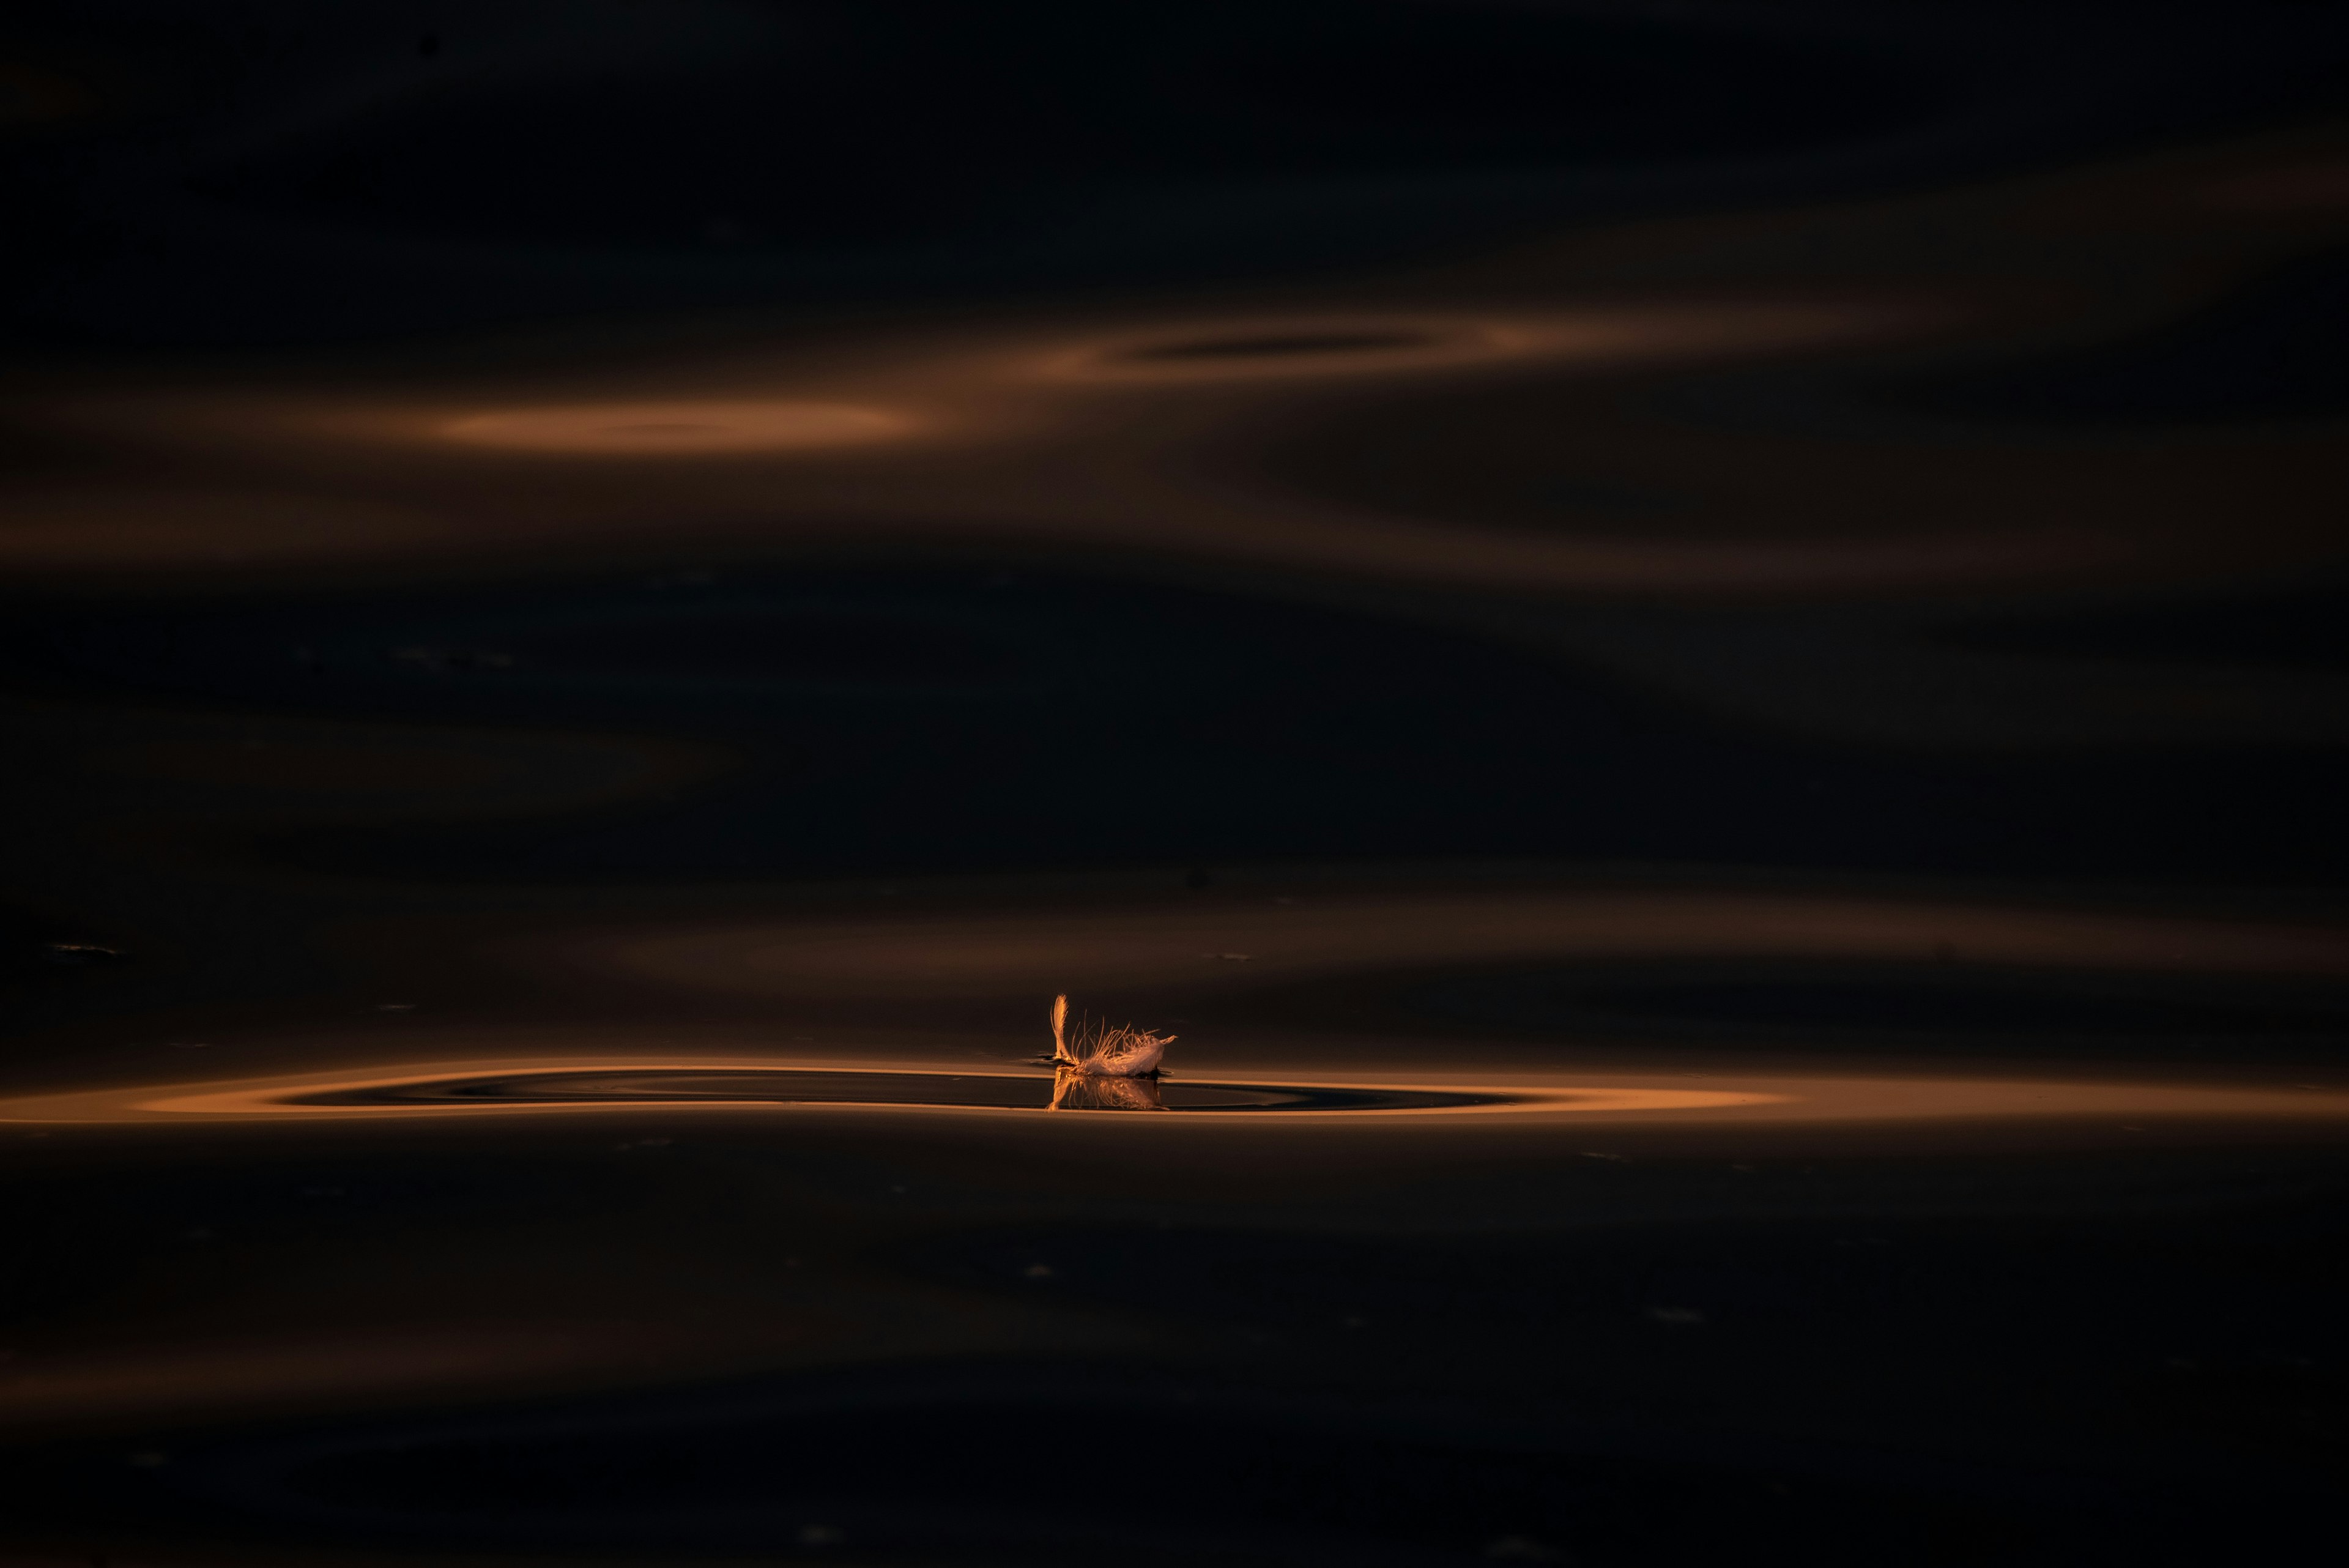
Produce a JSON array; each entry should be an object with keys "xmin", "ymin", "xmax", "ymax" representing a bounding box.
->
[
  {"xmin": 1047, "ymin": 995, "xmax": 1172, "ymax": 1078},
  {"xmin": 1082, "ymin": 1027, "xmax": 1167, "ymax": 1078}
]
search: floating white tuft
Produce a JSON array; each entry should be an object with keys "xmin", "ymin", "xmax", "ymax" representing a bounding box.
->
[{"xmin": 1047, "ymin": 992, "xmax": 1172, "ymax": 1078}]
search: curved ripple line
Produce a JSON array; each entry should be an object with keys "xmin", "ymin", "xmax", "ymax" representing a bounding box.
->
[
  {"xmin": 289, "ymin": 1068, "xmax": 1519, "ymax": 1114},
  {"xmin": 19, "ymin": 1061, "xmax": 2339, "ymax": 1129},
  {"xmin": 0, "ymin": 1062, "xmax": 1778, "ymax": 1123}
]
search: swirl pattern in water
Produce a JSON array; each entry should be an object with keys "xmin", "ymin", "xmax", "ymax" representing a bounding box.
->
[{"xmin": 293, "ymin": 1066, "xmax": 1517, "ymax": 1114}]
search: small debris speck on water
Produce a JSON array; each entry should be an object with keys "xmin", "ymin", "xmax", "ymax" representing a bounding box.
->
[{"xmin": 37, "ymin": 943, "xmax": 124, "ymax": 965}]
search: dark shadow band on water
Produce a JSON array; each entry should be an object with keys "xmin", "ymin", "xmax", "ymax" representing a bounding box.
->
[
  {"xmin": 1123, "ymin": 330, "xmax": 1431, "ymax": 360},
  {"xmin": 287, "ymin": 1068, "xmax": 1528, "ymax": 1114}
]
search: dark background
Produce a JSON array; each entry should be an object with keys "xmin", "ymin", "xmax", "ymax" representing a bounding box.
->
[{"xmin": 4, "ymin": 4, "xmax": 2349, "ymax": 1565}]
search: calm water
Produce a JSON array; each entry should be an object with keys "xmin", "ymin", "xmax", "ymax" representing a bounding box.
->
[{"xmin": 6, "ymin": 4, "xmax": 2349, "ymax": 1564}]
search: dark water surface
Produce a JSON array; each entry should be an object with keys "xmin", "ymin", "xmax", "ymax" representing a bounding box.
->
[{"xmin": 6, "ymin": 4, "xmax": 2349, "ymax": 1565}]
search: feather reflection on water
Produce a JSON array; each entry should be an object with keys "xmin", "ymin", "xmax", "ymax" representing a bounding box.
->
[{"xmin": 1048, "ymin": 1069, "xmax": 1167, "ymax": 1113}]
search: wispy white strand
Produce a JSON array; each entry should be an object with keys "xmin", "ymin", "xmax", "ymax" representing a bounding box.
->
[{"xmin": 1047, "ymin": 992, "xmax": 1172, "ymax": 1077}]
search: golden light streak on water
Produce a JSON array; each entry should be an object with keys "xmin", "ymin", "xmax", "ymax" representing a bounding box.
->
[
  {"xmin": 0, "ymin": 1060, "xmax": 1781, "ymax": 1123},
  {"xmin": 436, "ymin": 399, "xmax": 916, "ymax": 455},
  {"xmin": 13, "ymin": 292, "xmax": 2140, "ymax": 592},
  {"xmin": 3, "ymin": 1059, "xmax": 2346, "ymax": 1130}
]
